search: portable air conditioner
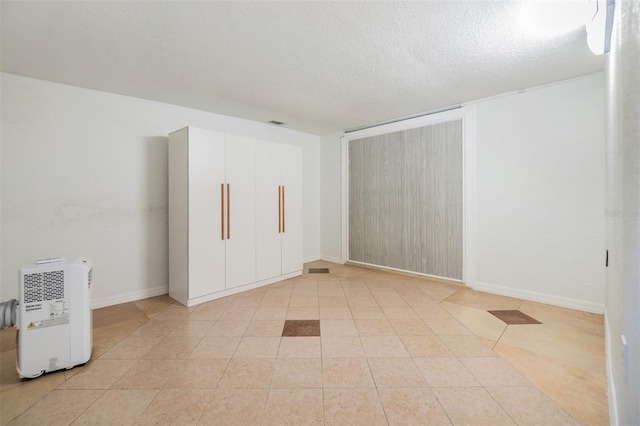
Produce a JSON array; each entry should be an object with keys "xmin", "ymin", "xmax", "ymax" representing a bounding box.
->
[{"xmin": 16, "ymin": 257, "xmax": 93, "ymax": 378}]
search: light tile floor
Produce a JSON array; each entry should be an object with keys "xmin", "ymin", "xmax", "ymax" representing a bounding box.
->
[{"xmin": 0, "ymin": 261, "xmax": 608, "ymax": 425}]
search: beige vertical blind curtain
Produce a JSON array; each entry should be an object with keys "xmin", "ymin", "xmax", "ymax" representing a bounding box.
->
[{"xmin": 349, "ymin": 119, "xmax": 463, "ymax": 280}]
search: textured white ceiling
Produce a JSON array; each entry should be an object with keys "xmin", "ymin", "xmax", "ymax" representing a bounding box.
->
[{"xmin": 1, "ymin": 1, "xmax": 604, "ymax": 135}]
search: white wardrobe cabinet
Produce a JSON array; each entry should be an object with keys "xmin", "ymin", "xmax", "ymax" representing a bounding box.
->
[{"xmin": 168, "ymin": 126, "xmax": 302, "ymax": 307}]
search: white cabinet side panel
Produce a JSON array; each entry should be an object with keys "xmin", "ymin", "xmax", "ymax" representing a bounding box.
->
[
  {"xmin": 256, "ymin": 141, "xmax": 283, "ymax": 281},
  {"xmin": 188, "ymin": 128, "xmax": 226, "ymax": 298},
  {"xmin": 225, "ymin": 134, "xmax": 257, "ymax": 288},
  {"xmin": 168, "ymin": 128, "xmax": 189, "ymax": 305},
  {"xmin": 281, "ymin": 145, "xmax": 304, "ymax": 274}
]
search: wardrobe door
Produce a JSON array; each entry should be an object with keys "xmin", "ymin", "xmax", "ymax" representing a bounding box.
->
[
  {"xmin": 188, "ymin": 128, "xmax": 226, "ymax": 298},
  {"xmin": 224, "ymin": 134, "xmax": 257, "ymax": 289},
  {"xmin": 280, "ymin": 145, "xmax": 303, "ymax": 275},
  {"xmin": 256, "ymin": 141, "xmax": 282, "ymax": 281},
  {"xmin": 349, "ymin": 119, "xmax": 463, "ymax": 280},
  {"xmin": 256, "ymin": 142, "xmax": 303, "ymax": 280}
]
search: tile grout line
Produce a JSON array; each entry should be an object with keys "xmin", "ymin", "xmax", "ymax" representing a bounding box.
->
[
  {"xmin": 258, "ymin": 281, "xmax": 293, "ymax": 423},
  {"xmin": 131, "ymin": 387, "xmax": 163, "ymax": 425},
  {"xmin": 187, "ymin": 301, "xmax": 232, "ymax": 417},
  {"xmin": 429, "ymin": 388, "xmax": 455, "ymax": 426},
  {"xmin": 362, "ymin": 282, "xmax": 389, "ymax": 424},
  {"xmin": 493, "ymin": 324, "xmax": 510, "ymax": 350},
  {"xmin": 483, "ymin": 385, "xmax": 521, "ymax": 425}
]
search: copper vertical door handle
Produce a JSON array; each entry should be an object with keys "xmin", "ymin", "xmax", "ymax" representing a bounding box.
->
[
  {"xmin": 278, "ymin": 186, "xmax": 282, "ymax": 233},
  {"xmin": 282, "ymin": 186, "xmax": 285, "ymax": 233},
  {"xmin": 226, "ymin": 183, "xmax": 230, "ymax": 239},
  {"xmin": 221, "ymin": 183, "xmax": 225, "ymax": 240}
]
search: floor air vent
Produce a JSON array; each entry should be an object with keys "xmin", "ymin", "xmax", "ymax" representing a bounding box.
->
[{"xmin": 488, "ymin": 310, "xmax": 541, "ymax": 325}]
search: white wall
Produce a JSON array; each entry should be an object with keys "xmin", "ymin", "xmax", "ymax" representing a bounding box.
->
[
  {"xmin": 1, "ymin": 73, "xmax": 321, "ymax": 307},
  {"xmin": 605, "ymin": 0, "xmax": 640, "ymax": 423},
  {"xmin": 319, "ymin": 132, "xmax": 343, "ymax": 262},
  {"xmin": 0, "ymin": 77, "xmax": 3, "ymax": 303},
  {"xmin": 320, "ymin": 74, "xmax": 606, "ymax": 312},
  {"xmin": 474, "ymin": 74, "xmax": 606, "ymax": 312}
]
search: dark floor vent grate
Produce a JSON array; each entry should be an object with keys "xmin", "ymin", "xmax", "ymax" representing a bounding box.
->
[
  {"xmin": 282, "ymin": 320, "xmax": 321, "ymax": 336},
  {"xmin": 488, "ymin": 310, "xmax": 541, "ymax": 325},
  {"xmin": 308, "ymin": 268, "xmax": 330, "ymax": 274}
]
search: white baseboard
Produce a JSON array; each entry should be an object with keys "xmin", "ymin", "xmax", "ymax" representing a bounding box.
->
[
  {"xmin": 181, "ymin": 270, "xmax": 302, "ymax": 307},
  {"xmin": 348, "ymin": 259, "xmax": 463, "ymax": 284},
  {"xmin": 320, "ymin": 255, "xmax": 344, "ymax": 264},
  {"xmin": 91, "ymin": 285, "xmax": 169, "ymax": 309},
  {"xmin": 303, "ymin": 255, "xmax": 321, "ymax": 263},
  {"xmin": 605, "ymin": 311, "xmax": 619, "ymax": 426},
  {"xmin": 473, "ymin": 281, "xmax": 605, "ymax": 314}
]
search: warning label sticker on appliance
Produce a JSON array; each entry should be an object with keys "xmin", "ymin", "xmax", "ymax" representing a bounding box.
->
[
  {"xmin": 27, "ymin": 299, "xmax": 70, "ymax": 330},
  {"xmin": 27, "ymin": 317, "xmax": 69, "ymax": 329}
]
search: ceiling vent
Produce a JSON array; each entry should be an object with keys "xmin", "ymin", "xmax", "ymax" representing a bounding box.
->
[{"xmin": 267, "ymin": 120, "xmax": 285, "ymax": 126}]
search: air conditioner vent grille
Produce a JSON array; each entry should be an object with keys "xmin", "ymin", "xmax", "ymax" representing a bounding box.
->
[
  {"xmin": 23, "ymin": 274, "xmax": 43, "ymax": 303},
  {"xmin": 88, "ymin": 269, "xmax": 93, "ymax": 289},
  {"xmin": 23, "ymin": 270, "xmax": 65, "ymax": 303}
]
